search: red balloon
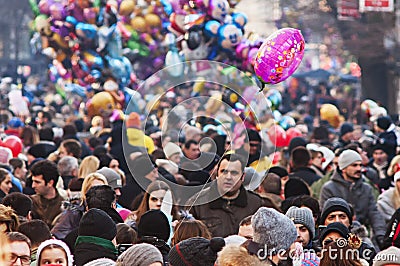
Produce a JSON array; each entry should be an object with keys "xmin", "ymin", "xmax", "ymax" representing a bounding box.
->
[
  {"xmin": 285, "ymin": 127, "xmax": 302, "ymax": 146},
  {"xmin": 268, "ymin": 125, "xmax": 287, "ymax": 148},
  {"xmin": 3, "ymin": 136, "xmax": 23, "ymax": 157}
]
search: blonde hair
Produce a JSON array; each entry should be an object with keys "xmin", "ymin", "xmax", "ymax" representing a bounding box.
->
[
  {"xmin": 0, "ymin": 232, "xmax": 10, "ymax": 264},
  {"xmin": 0, "ymin": 205, "xmax": 19, "ymax": 232},
  {"xmin": 217, "ymin": 244, "xmax": 260, "ymax": 266},
  {"xmin": 387, "ymin": 155, "xmax": 400, "ymax": 176},
  {"xmin": 78, "ymin": 156, "xmax": 100, "ymax": 179},
  {"xmin": 80, "ymin": 173, "xmax": 108, "ymax": 202}
]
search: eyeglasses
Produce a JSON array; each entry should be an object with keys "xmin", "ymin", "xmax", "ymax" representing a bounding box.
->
[{"xmin": 8, "ymin": 253, "xmax": 31, "ymax": 266}]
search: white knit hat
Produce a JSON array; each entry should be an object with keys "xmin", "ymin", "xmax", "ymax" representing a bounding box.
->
[
  {"xmin": 163, "ymin": 142, "xmax": 182, "ymax": 159},
  {"xmin": 338, "ymin": 150, "xmax": 362, "ymax": 170},
  {"xmin": 394, "ymin": 171, "xmax": 400, "ymax": 183},
  {"xmin": 37, "ymin": 239, "xmax": 73, "ymax": 266}
]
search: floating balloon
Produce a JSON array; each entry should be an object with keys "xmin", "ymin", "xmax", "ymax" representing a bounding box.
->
[
  {"xmin": 266, "ymin": 89, "xmax": 282, "ymax": 110},
  {"xmin": 320, "ymin": 104, "xmax": 340, "ymax": 128},
  {"xmin": 285, "ymin": 127, "xmax": 302, "ymax": 146},
  {"xmin": 254, "ymin": 28, "xmax": 305, "ymax": 87},
  {"xmin": 3, "ymin": 136, "xmax": 23, "ymax": 157},
  {"xmin": 268, "ymin": 124, "xmax": 287, "ymax": 148},
  {"xmin": 279, "ymin": 115, "xmax": 296, "ymax": 130},
  {"xmin": 361, "ymin": 99, "xmax": 379, "ymax": 117}
]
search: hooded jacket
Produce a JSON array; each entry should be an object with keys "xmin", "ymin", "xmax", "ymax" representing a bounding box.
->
[
  {"xmin": 320, "ymin": 170, "xmax": 386, "ymax": 238},
  {"xmin": 377, "ymin": 187, "xmax": 398, "ymax": 224}
]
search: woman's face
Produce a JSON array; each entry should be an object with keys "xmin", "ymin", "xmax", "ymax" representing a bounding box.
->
[
  {"xmin": 0, "ymin": 175, "xmax": 12, "ymax": 194},
  {"xmin": 148, "ymin": 189, "xmax": 167, "ymax": 210},
  {"xmin": 40, "ymin": 247, "xmax": 67, "ymax": 266}
]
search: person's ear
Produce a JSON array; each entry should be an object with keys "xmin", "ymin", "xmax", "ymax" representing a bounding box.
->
[
  {"xmin": 48, "ymin": 179, "xmax": 54, "ymax": 187},
  {"xmin": 27, "ymin": 211, "xmax": 32, "ymax": 221}
]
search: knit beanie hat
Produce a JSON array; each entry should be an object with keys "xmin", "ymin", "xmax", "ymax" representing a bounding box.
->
[
  {"xmin": 338, "ymin": 149, "xmax": 362, "ymax": 170},
  {"xmin": 131, "ymin": 155, "xmax": 156, "ymax": 177},
  {"xmin": 83, "ymin": 258, "xmax": 116, "ymax": 266},
  {"xmin": 8, "ymin": 117, "xmax": 24, "ymax": 128},
  {"xmin": 340, "ymin": 122, "xmax": 354, "ymax": 137},
  {"xmin": 37, "ymin": 239, "xmax": 73, "ymax": 266},
  {"xmin": 252, "ymin": 207, "xmax": 297, "ymax": 252},
  {"xmin": 286, "ymin": 206, "xmax": 316, "ymax": 239},
  {"xmin": 377, "ymin": 116, "xmax": 392, "ymax": 131},
  {"xmin": 168, "ymin": 237, "xmax": 225, "ymax": 266},
  {"xmin": 319, "ymin": 222, "xmax": 350, "ymax": 245},
  {"xmin": 79, "ymin": 208, "xmax": 117, "ymax": 240},
  {"xmin": 126, "ymin": 112, "xmax": 141, "ymax": 128},
  {"xmin": 117, "ymin": 243, "xmax": 163, "ymax": 266},
  {"xmin": 163, "ymin": 142, "xmax": 182, "ymax": 159},
  {"xmin": 320, "ymin": 197, "xmax": 352, "ymax": 226},
  {"xmin": 372, "ymin": 246, "xmax": 400, "ymax": 266},
  {"xmin": 137, "ymin": 210, "xmax": 170, "ymax": 242},
  {"xmin": 96, "ymin": 167, "xmax": 122, "ymax": 189}
]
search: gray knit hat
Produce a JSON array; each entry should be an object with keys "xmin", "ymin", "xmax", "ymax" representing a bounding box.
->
[
  {"xmin": 116, "ymin": 243, "xmax": 163, "ymax": 266},
  {"xmin": 83, "ymin": 258, "xmax": 116, "ymax": 266},
  {"xmin": 338, "ymin": 149, "xmax": 362, "ymax": 170},
  {"xmin": 285, "ymin": 206, "xmax": 315, "ymax": 239},
  {"xmin": 97, "ymin": 167, "xmax": 122, "ymax": 189},
  {"xmin": 372, "ymin": 246, "xmax": 400, "ymax": 266},
  {"xmin": 252, "ymin": 207, "xmax": 297, "ymax": 252}
]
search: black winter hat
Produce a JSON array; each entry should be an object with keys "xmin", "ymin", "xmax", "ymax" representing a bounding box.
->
[
  {"xmin": 284, "ymin": 177, "xmax": 310, "ymax": 199},
  {"xmin": 137, "ymin": 210, "xmax": 170, "ymax": 242},
  {"xmin": 168, "ymin": 237, "xmax": 225, "ymax": 266},
  {"xmin": 320, "ymin": 197, "xmax": 352, "ymax": 226},
  {"xmin": 247, "ymin": 129, "xmax": 261, "ymax": 142},
  {"xmin": 377, "ymin": 116, "xmax": 392, "ymax": 131},
  {"xmin": 78, "ymin": 208, "xmax": 117, "ymax": 240},
  {"xmin": 288, "ymin": 137, "xmax": 307, "ymax": 155},
  {"xmin": 319, "ymin": 222, "xmax": 350, "ymax": 246},
  {"xmin": 340, "ymin": 123, "xmax": 354, "ymax": 137},
  {"xmin": 269, "ymin": 166, "xmax": 288, "ymax": 178}
]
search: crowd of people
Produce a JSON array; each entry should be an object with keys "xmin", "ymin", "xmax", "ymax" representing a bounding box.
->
[{"xmin": 0, "ymin": 74, "xmax": 400, "ymax": 266}]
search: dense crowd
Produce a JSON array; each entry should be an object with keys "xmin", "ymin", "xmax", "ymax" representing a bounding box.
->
[{"xmin": 0, "ymin": 75, "xmax": 400, "ymax": 266}]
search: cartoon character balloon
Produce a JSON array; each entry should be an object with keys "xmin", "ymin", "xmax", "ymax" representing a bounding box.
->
[{"xmin": 254, "ymin": 28, "xmax": 305, "ymax": 89}]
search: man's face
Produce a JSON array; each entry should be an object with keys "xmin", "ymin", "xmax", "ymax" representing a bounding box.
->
[
  {"xmin": 324, "ymin": 211, "xmax": 351, "ymax": 227},
  {"xmin": 32, "ymin": 175, "xmax": 53, "ymax": 197},
  {"xmin": 342, "ymin": 132, "xmax": 354, "ymax": 141},
  {"xmin": 8, "ymin": 241, "xmax": 31, "ymax": 266},
  {"xmin": 294, "ymin": 224, "xmax": 310, "ymax": 248},
  {"xmin": 184, "ymin": 143, "xmax": 200, "ymax": 160},
  {"xmin": 342, "ymin": 161, "xmax": 362, "ymax": 180},
  {"xmin": 216, "ymin": 159, "xmax": 244, "ymax": 196},
  {"xmin": 373, "ymin": 149, "xmax": 388, "ymax": 165},
  {"xmin": 145, "ymin": 167, "xmax": 159, "ymax": 182}
]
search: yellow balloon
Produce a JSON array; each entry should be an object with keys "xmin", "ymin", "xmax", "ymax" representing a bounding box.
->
[
  {"xmin": 320, "ymin": 104, "xmax": 340, "ymax": 128},
  {"xmin": 144, "ymin": 13, "xmax": 161, "ymax": 28},
  {"xmin": 131, "ymin": 16, "xmax": 147, "ymax": 32},
  {"xmin": 205, "ymin": 94, "xmax": 223, "ymax": 115},
  {"xmin": 119, "ymin": 0, "xmax": 135, "ymax": 16}
]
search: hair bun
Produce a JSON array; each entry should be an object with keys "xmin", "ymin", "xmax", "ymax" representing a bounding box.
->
[{"xmin": 209, "ymin": 237, "xmax": 225, "ymax": 252}]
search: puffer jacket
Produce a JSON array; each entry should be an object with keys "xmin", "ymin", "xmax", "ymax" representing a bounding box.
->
[
  {"xmin": 320, "ymin": 170, "xmax": 386, "ymax": 238},
  {"xmin": 377, "ymin": 188, "xmax": 398, "ymax": 224}
]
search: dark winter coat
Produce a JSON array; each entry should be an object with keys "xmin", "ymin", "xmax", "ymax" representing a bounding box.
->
[{"xmin": 320, "ymin": 170, "xmax": 386, "ymax": 238}]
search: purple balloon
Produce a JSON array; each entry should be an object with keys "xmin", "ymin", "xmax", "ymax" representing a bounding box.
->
[
  {"xmin": 50, "ymin": 2, "xmax": 66, "ymax": 20},
  {"xmin": 39, "ymin": 0, "xmax": 54, "ymax": 15},
  {"xmin": 254, "ymin": 28, "xmax": 305, "ymax": 84}
]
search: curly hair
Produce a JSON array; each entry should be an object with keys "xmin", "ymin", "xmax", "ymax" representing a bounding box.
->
[{"xmin": 0, "ymin": 205, "xmax": 20, "ymax": 232}]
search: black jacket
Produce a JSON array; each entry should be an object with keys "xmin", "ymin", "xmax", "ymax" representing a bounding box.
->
[{"xmin": 289, "ymin": 167, "xmax": 321, "ymax": 186}]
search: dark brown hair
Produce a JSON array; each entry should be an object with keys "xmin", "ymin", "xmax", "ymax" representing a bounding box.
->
[
  {"xmin": 171, "ymin": 219, "xmax": 211, "ymax": 246},
  {"xmin": 320, "ymin": 241, "xmax": 363, "ymax": 266}
]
